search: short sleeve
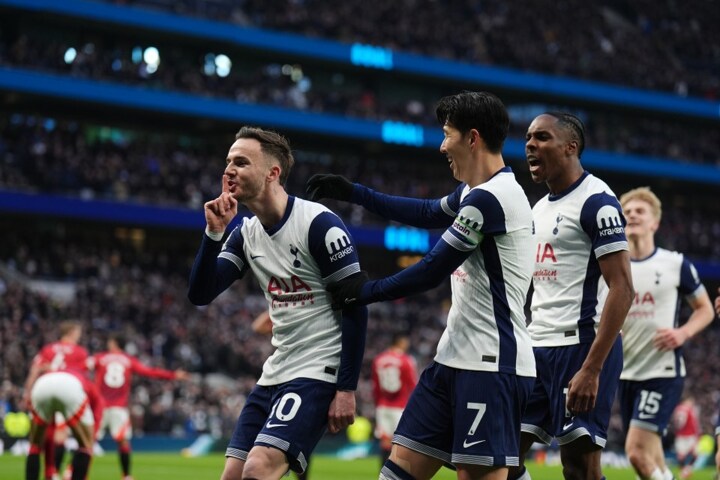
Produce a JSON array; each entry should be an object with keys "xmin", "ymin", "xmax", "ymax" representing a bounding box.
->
[
  {"xmin": 441, "ymin": 188, "xmax": 505, "ymax": 252},
  {"xmin": 679, "ymin": 257, "xmax": 705, "ymax": 298},
  {"xmin": 579, "ymin": 192, "xmax": 628, "ymax": 258},
  {"xmin": 308, "ymin": 211, "xmax": 361, "ymax": 283}
]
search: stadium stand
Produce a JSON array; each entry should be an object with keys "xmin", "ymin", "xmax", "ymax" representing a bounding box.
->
[
  {"xmin": 89, "ymin": 0, "xmax": 720, "ymax": 97},
  {"xmin": 2, "ymin": 22, "xmax": 719, "ymax": 165},
  {"xmin": 1, "ymin": 0, "xmax": 719, "ymax": 460}
]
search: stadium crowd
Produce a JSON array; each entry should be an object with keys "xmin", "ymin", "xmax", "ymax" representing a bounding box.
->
[
  {"xmin": 2, "ymin": 29, "xmax": 720, "ymax": 166},
  {"xmin": 1, "ymin": 0, "xmax": 719, "ymax": 470},
  {"xmin": 0, "ymin": 224, "xmax": 450, "ymax": 439},
  {"xmin": 2, "ymin": 114, "xmax": 719, "ymax": 261},
  {"xmin": 1, "ymin": 220, "xmax": 719, "ymax": 451},
  {"xmin": 93, "ymin": 0, "xmax": 720, "ymax": 98}
]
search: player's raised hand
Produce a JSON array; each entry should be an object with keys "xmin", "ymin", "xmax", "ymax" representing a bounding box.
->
[
  {"xmin": 204, "ymin": 174, "xmax": 238, "ymax": 233},
  {"xmin": 305, "ymin": 174, "xmax": 354, "ymax": 202},
  {"xmin": 327, "ymin": 390, "xmax": 356, "ymax": 434},
  {"xmin": 566, "ymin": 366, "xmax": 599, "ymax": 414}
]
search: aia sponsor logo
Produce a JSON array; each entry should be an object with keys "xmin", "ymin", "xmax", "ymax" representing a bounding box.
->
[
  {"xmin": 267, "ymin": 275, "xmax": 315, "ymax": 308},
  {"xmin": 627, "ymin": 291, "xmax": 655, "ymax": 320},
  {"xmin": 533, "ymin": 268, "xmax": 557, "ymax": 281},
  {"xmin": 452, "ymin": 268, "xmax": 469, "ymax": 283},
  {"xmin": 535, "ymin": 243, "xmax": 557, "ymax": 263},
  {"xmin": 632, "ymin": 291, "xmax": 655, "ymax": 305},
  {"xmin": 534, "ymin": 242, "xmax": 557, "ymax": 281}
]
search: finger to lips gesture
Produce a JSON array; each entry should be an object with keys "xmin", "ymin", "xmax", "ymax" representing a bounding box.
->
[{"xmin": 204, "ymin": 174, "xmax": 238, "ymax": 232}]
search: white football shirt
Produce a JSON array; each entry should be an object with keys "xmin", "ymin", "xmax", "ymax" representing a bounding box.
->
[
  {"xmin": 220, "ymin": 197, "xmax": 360, "ymax": 386},
  {"xmin": 528, "ymin": 172, "xmax": 628, "ymax": 346},
  {"xmin": 435, "ymin": 168, "xmax": 536, "ymax": 377},
  {"xmin": 621, "ymin": 248, "xmax": 705, "ymax": 380}
]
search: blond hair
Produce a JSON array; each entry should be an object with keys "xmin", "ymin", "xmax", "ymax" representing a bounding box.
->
[
  {"xmin": 620, "ymin": 187, "xmax": 662, "ymax": 222},
  {"xmin": 59, "ymin": 320, "xmax": 82, "ymax": 338}
]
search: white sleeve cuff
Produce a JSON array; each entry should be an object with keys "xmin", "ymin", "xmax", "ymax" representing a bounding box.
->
[{"xmin": 205, "ymin": 227, "xmax": 225, "ymax": 242}]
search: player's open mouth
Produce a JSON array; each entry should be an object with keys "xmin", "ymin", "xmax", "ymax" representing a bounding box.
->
[{"xmin": 527, "ymin": 157, "xmax": 541, "ymax": 173}]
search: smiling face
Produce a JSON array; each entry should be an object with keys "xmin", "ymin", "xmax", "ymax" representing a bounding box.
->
[
  {"xmin": 525, "ymin": 114, "xmax": 582, "ymax": 193},
  {"xmin": 224, "ymin": 137, "xmax": 276, "ymax": 202},
  {"xmin": 622, "ymin": 198, "xmax": 659, "ymax": 241},
  {"xmin": 439, "ymin": 122, "xmax": 472, "ymax": 182}
]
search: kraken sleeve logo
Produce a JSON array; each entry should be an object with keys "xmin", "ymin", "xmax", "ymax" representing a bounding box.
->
[
  {"xmin": 325, "ymin": 226, "xmax": 354, "ymax": 262},
  {"xmin": 596, "ymin": 205, "xmax": 624, "ymax": 237}
]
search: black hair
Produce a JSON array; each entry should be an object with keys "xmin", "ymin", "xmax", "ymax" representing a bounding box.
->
[
  {"xmin": 109, "ymin": 332, "xmax": 127, "ymax": 350},
  {"xmin": 435, "ymin": 91, "xmax": 509, "ymax": 153},
  {"xmin": 546, "ymin": 111, "xmax": 586, "ymax": 157}
]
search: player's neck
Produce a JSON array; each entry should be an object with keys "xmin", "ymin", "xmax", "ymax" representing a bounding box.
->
[
  {"xmin": 466, "ymin": 154, "xmax": 505, "ymax": 188},
  {"xmin": 628, "ymin": 235, "xmax": 655, "ymax": 260},
  {"xmin": 546, "ymin": 161, "xmax": 584, "ymax": 196},
  {"xmin": 248, "ymin": 188, "xmax": 289, "ymax": 229}
]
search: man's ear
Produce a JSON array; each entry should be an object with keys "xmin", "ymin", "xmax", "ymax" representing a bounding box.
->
[
  {"xmin": 469, "ymin": 129, "xmax": 482, "ymax": 149},
  {"xmin": 267, "ymin": 164, "xmax": 281, "ymax": 183},
  {"xmin": 566, "ymin": 140, "xmax": 579, "ymax": 156}
]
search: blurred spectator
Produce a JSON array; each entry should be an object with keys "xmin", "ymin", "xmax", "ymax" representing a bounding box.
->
[
  {"xmin": 1, "ymin": 27, "xmax": 719, "ymax": 166},
  {"xmin": 88, "ymin": 0, "xmax": 720, "ymax": 98}
]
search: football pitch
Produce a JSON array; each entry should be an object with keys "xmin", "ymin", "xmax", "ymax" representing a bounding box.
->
[{"xmin": 0, "ymin": 454, "xmax": 717, "ymax": 480}]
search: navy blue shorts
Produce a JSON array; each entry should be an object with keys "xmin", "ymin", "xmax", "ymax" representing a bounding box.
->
[
  {"xmin": 521, "ymin": 336, "xmax": 622, "ymax": 447},
  {"xmin": 392, "ymin": 361, "xmax": 534, "ymax": 467},
  {"xmin": 618, "ymin": 377, "xmax": 684, "ymax": 435},
  {"xmin": 226, "ymin": 378, "xmax": 336, "ymax": 474}
]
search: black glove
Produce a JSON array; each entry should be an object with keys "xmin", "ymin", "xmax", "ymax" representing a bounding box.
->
[
  {"xmin": 306, "ymin": 174, "xmax": 354, "ymax": 202},
  {"xmin": 327, "ymin": 271, "xmax": 370, "ymax": 311}
]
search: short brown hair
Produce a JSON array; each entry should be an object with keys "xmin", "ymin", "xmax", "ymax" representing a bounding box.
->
[
  {"xmin": 59, "ymin": 320, "xmax": 82, "ymax": 338},
  {"xmin": 620, "ymin": 187, "xmax": 662, "ymax": 222},
  {"xmin": 235, "ymin": 126, "xmax": 294, "ymax": 186}
]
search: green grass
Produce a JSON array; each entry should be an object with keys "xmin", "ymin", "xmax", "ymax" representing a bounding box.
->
[{"xmin": 0, "ymin": 453, "xmax": 716, "ymax": 479}]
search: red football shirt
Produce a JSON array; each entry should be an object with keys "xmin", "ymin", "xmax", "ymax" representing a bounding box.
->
[
  {"xmin": 371, "ymin": 349, "xmax": 418, "ymax": 409},
  {"xmin": 672, "ymin": 402, "xmax": 700, "ymax": 437},
  {"xmin": 33, "ymin": 342, "xmax": 89, "ymax": 373},
  {"xmin": 90, "ymin": 352, "xmax": 176, "ymax": 408}
]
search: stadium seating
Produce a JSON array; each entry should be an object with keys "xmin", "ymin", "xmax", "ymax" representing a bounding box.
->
[{"xmin": 1, "ymin": 0, "xmax": 719, "ymax": 450}]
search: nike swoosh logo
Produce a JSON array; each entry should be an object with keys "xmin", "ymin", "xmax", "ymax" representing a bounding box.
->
[
  {"xmin": 344, "ymin": 298, "xmax": 356, "ymax": 304},
  {"xmin": 462, "ymin": 439, "xmax": 485, "ymax": 448},
  {"xmin": 563, "ymin": 422, "xmax": 574, "ymax": 430},
  {"xmin": 638, "ymin": 412, "xmax": 655, "ymax": 419},
  {"xmin": 250, "ymin": 255, "xmax": 264, "ymax": 260},
  {"xmin": 266, "ymin": 421, "xmax": 287, "ymax": 428}
]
